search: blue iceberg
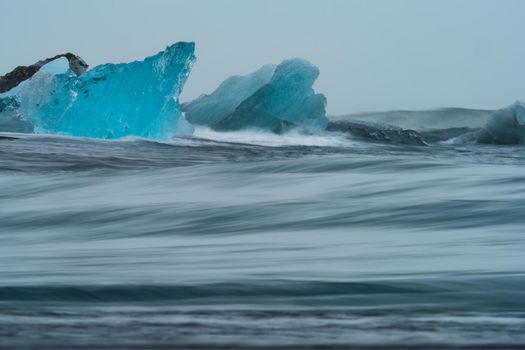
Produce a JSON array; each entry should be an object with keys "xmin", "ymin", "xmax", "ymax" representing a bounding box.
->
[
  {"xmin": 477, "ymin": 101, "xmax": 525, "ymax": 145},
  {"xmin": 2, "ymin": 42, "xmax": 196, "ymax": 140},
  {"xmin": 327, "ymin": 120, "xmax": 427, "ymax": 146},
  {"xmin": 2, "ymin": 46, "xmax": 328, "ymax": 138},
  {"xmin": 184, "ymin": 58, "xmax": 328, "ymax": 133}
]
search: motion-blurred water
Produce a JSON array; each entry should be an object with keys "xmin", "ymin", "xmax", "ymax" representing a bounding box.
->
[{"xmin": 1, "ymin": 123, "xmax": 524, "ymax": 349}]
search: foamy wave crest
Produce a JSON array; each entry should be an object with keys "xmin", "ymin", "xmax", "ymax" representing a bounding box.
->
[{"xmin": 192, "ymin": 126, "xmax": 356, "ymax": 147}]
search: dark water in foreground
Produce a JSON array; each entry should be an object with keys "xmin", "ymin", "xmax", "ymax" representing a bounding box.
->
[{"xmin": 1, "ymin": 128, "xmax": 525, "ymax": 349}]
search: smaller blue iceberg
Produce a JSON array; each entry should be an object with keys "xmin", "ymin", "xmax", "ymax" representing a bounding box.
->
[
  {"xmin": 1, "ymin": 42, "xmax": 196, "ymax": 140},
  {"xmin": 184, "ymin": 58, "xmax": 328, "ymax": 133}
]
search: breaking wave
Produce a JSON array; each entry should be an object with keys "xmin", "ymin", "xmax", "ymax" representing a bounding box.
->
[{"xmin": 192, "ymin": 126, "xmax": 356, "ymax": 147}]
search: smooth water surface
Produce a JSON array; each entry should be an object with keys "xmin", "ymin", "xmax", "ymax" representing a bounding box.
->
[{"xmin": 1, "ymin": 129, "xmax": 524, "ymax": 349}]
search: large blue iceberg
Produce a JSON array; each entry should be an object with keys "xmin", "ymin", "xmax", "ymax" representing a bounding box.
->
[
  {"xmin": 1, "ymin": 42, "xmax": 195, "ymax": 140},
  {"xmin": 184, "ymin": 58, "xmax": 328, "ymax": 133},
  {"xmin": 477, "ymin": 101, "xmax": 525, "ymax": 145}
]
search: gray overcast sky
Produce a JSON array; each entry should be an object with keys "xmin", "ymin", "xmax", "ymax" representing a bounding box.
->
[{"xmin": 1, "ymin": 0, "xmax": 524, "ymax": 114}]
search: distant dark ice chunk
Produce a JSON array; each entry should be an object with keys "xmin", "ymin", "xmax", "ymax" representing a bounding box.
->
[{"xmin": 327, "ymin": 120, "xmax": 427, "ymax": 146}]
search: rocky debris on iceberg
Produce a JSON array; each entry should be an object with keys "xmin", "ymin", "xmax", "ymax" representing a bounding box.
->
[
  {"xmin": 184, "ymin": 58, "xmax": 328, "ymax": 133},
  {"xmin": 0, "ymin": 42, "xmax": 196, "ymax": 140},
  {"xmin": 476, "ymin": 101, "xmax": 525, "ymax": 145},
  {"xmin": 0, "ymin": 53, "xmax": 88, "ymax": 133},
  {"xmin": 327, "ymin": 120, "xmax": 428, "ymax": 146},
  {"xmin": 0, "ymin": 53, "xmax": 88, "ymax": 94}
]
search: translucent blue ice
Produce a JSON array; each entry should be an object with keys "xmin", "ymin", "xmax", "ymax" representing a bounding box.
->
[
  {"xmin": 477, "ymin": 101, "xmax": 525, "ymax": 144},
  {"xmin": 12, "ymin": 42, "xmax": 196, "ymax": 140},
  {"xmin": 185, "ymin": 58, "xmax": 328, "ymax": 133}
]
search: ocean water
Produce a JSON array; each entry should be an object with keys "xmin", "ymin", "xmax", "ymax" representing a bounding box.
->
[{"xmin": 1, "ymin": 117, "xmax": 525, "ymax": 349}]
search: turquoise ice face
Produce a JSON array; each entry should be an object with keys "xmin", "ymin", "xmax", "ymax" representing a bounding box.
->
[
  {"xmin": 184, "ymin": 64, "xmax": 276, "ymax": 127},
  {"xmin": 13, "ymin": 42, "xmax": 196, "ymax": 140}
]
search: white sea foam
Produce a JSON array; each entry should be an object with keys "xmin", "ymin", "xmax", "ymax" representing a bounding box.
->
[{"xmin": 192, "ymin": 127, "xmax": 355, "ymax": 148}]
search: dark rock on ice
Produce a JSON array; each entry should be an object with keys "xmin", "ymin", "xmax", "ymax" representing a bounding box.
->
[{"xmin": 0, "ymin": 53, "xmax": 88, "ymax": 93}]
